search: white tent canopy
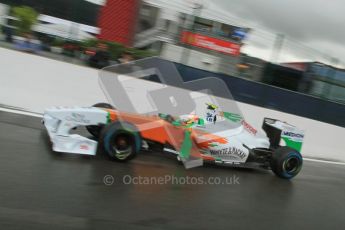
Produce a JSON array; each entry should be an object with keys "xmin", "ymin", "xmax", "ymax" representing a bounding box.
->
[{"xmin": 33, "ymin": 23, "xmax": 95, "ymax": 41}]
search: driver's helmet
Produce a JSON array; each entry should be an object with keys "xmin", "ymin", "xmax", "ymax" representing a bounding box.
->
[{"xmin": 205, "ymin": 103, "xmax": 218, "ymax": 123}]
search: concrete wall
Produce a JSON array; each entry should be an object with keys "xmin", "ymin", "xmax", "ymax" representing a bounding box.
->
[
  {"xmin": 0, "ymin": 48, "xmax": 106, "ymax": 111},
  {"xmin": 1, "ymin": 47, "xmax": 344, "ymax": 162}
]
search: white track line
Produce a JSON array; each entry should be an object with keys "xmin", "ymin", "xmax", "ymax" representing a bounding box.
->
[
  {"xmin": 0, "ymin": 107, "xmax": 43, "ymax": 118},
  {"xmin": 1, "ymin": 106, "xmax": 345, "ymax": 166},
  {"xmin": 304, "ymin": 158, "xmax": 345, "ymax": 166}
]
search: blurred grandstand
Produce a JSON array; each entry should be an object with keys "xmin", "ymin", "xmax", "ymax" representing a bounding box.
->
[{"xmin": 0, "ymin": 0, "xmax": 344, "ymax": 104}]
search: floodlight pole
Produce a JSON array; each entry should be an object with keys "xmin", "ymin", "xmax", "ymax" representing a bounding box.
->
[
  {"xmin": 180, "ymin": 2, "xmax": 203, "ymax": 67},
  {"xmin": 270, "ymin": 33, "xmax": 285, "ymax": 63},
  {"xmin": 322, "ymin": 57, "xmax": 339, "ymax": 100}
]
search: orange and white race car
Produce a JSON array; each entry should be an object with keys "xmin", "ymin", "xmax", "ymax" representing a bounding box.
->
[{"xmin": 43, "ymin": 102, "xmax": 304, "ymax": 179}]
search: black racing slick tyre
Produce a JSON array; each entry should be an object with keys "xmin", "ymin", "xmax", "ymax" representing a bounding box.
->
[
  {"xmin": 270, "ymin": 146, "xmax": 303, "ymax": 179},
  {"xmin": 86, "ymin": 103, "xmax": 115, "ymax": 138},
  {"xmin": 100, "ymin": 121, "xmax": 141, "ymax": 162}
]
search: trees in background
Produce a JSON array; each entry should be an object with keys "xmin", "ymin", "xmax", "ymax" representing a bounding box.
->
[
  {"xmin": 80, "ymin": 39, "xmax": 157, "ymax": 60},
  {"xmin": 12, "ymin": 6, "xmax": 38, "ymax": 34}
]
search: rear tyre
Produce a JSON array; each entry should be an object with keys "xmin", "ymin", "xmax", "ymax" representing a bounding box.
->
[
  {"xmin": 270, "ymin": 146, "xmax": 303, "ymax": 179},
  {"xmin": 86, "ymin": 103, "xmax": 115, "ymax": 138},
  {"xmin": 100, "ymin": 121, "xmax": 141, "ymax": 162}
]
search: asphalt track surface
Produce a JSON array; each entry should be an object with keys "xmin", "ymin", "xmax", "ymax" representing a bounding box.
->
[{"xmin": 1, "ymin": 111, "xmax": 345, "ymax": 230}]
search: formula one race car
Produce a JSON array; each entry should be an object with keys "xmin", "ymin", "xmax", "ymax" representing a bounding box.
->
[
  {"xmin": 43, "ymin": 102, "xmax": 304, "ymax": 179},
  {"xmin": 42, "ymin": 58, "xmax": 304, "ymax": 179}
]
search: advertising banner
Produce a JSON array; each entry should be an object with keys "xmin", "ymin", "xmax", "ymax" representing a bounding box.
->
[{"xmin": 181, "ymin": 31, "xmax": 241, "ymax": 56}]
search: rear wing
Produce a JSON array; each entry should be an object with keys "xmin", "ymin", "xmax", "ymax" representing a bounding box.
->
[{"xmin": 262, "ymin": 118, "xmax": 305, "ymax": 152}]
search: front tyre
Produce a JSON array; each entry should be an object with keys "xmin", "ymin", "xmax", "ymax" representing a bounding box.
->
[
  {"xmin": 100, "ymin": 122, "xmax": 141, "ymax": 162},
  {"xmin": 270, "ymin": 147, "xmax": 303, "ymax": 179}
]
